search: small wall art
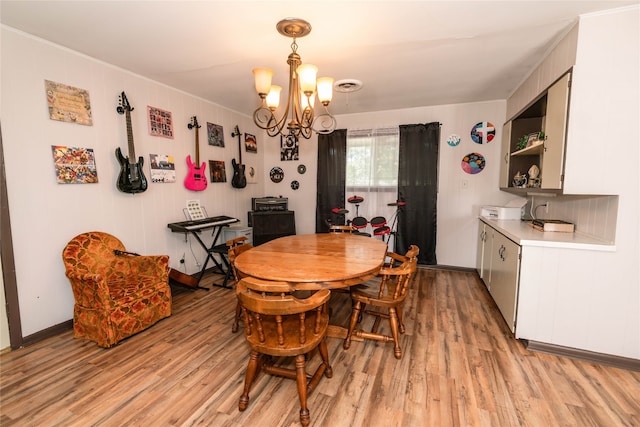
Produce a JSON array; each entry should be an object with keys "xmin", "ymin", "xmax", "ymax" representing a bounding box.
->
[
  {"xmin": 246, "ymin": 165, "xmax": 258, "ymax": 184},
  {"xmin": 470, "ymin": 122, "xmax": 495, "ymax": 144},
  {"xmin": 45, "ymin": 80, "xmax": 93, "ymax": 126},
  {"xmin": 461, "ymin": 152, "xmax": 486, "ymax": 174},
  {"xmin": 149, "ymin": 154, "xmax": 175, "ymax": 183},
  {"xmin": 446, "ymin": 134, "xmax": 461, "ymax": 147},
  {"xmin": 207, "ymin": 122, "xmax": 224, "ymax": 147},
  {"xmin": 51, "ymin": 145, "xmax": 98, "ymax": 183},
  {"xmin": 209, "ymin": 160, "xmax": 227, "ymax": 183},
  {"xmin": 245, "ymin": 133, "xmax": 257, "ymax": 153},
  {"xmin": 147, "ymin": 106, "xmax": 174, "ymax": 138},
  {"xmin": 281, "ymin": 133, "xmax": 299, "ymax": 160}
]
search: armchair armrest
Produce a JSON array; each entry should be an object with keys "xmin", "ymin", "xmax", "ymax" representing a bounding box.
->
[
  {"xmin": 112, "ymin": 254, "xmax": 169, "ymax": 279},
  {"xmin": 65, "ymin": 271, "xmax": 112, "ymax": 308}
]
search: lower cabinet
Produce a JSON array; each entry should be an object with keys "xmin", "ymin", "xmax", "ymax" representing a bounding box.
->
[
  {"xmin": 477, "ymin": 220, "xmax": 521, "ymax": 333},
  {"xmin": 488, "ymin": 231, "xmax": 521, "ymax": 332}
]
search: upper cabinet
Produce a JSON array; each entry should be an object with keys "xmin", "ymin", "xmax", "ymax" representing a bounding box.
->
[
  {"xmin": 501, "ymin": 9, "xmax": 637, "ymax": 196},
  {"xmin": 500, "ymin": 73, "xmax": 570, "ymax": 193}
]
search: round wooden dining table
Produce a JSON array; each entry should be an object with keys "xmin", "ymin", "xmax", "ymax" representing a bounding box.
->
[{"xmin": 234, "ymin": 233, "xmax": 388, "ymax": 290}]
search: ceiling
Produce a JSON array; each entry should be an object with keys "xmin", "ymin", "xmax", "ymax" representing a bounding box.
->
[{"xmin": 2, "ymin": 1, "xmax": 637, "ymax": 117}]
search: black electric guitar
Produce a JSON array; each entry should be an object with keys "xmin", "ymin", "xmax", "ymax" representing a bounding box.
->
[
  {"xmin": 185, "ymin": 116, "xmax": 207, "ymax": 191},
  {"xmin": 231, "ymin": 125, "xmax": 247, "ymax": 188},
  {"xmin": 115, "ymin": 92, "xmax": 147, "ymax": 194}
]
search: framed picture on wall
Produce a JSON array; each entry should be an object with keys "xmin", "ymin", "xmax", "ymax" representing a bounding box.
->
[
  {"xmin": 45, "ymin": 80, "xmax": 93, "ymax": 126},
  {"xmin": 280, "ymin": 133, "xmax": 299, "ymax": 161},
  {"xmin": 147, "ymin": 106, "xmax": 174, "ymax": 138},
  {"xmin": 51, "ymin": 145, "xmax": 99, "ymax": 184},
  {"xmin": 207, "ymin": 122, "xmax": 224, "ymax": 147},
  {"xmin": 245, "ymin": 133, "xmax": 257, "ymax": 153}
]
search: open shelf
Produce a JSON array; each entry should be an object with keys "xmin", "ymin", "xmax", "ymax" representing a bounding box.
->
[{"xmin": 511, "ymin": 142, "xmax": 544, "ymax": 157}]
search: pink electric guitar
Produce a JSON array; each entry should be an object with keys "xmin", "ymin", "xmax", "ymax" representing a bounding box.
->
[{"xmin": 185, "ymin": 116, "xmax": 207, "ymax": 191}]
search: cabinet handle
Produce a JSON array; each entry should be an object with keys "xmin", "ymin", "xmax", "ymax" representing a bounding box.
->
[
  {"xmin": 498, "ymin": 245, "xmax": 506, "ymax": 261},
  {"xmin": 504, "ymin": 153, "xmax": 509, "ymax": 163}
]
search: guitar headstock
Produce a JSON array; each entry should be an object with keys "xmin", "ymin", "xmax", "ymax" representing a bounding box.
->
[
  {"xmin": 231, "ymin": 125, "xmax": 240, "ymax": 137},
  {"xmin": 116, "ymin": 91, "xmax": 134, "ymax": 115},
  {"xmin": 188, "ymin": 115, "xmax": 201, "ymax": 130}
]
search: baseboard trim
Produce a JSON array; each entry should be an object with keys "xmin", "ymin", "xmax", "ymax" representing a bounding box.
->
[
  {"xmin": 525, "ymin": 340, "xmax": 640, "ymax": 372},
  {"xmin": 21, "ymin": 319, "xmax": 73, "ymax": 348},
  {"xmin": 420, "ymin": 264, "xmax": 477, "ymax": 273}
]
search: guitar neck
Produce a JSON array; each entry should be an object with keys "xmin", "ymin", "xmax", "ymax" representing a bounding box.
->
[
  {"xmin": 194, "ymin": 126, "xmax": 200, "ymax": 164},
  {"xmin": 237, "ymin": 132, "xmax": 242, "ymax": 164},
  {"xmin": 125, "ymin": 109, "xmax": 136, "ymax": 162}
]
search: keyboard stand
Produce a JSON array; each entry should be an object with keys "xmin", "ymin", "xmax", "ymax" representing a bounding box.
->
[{"xmin": 167, "ymin": 215, "xmax": 240, "ymax": 289}]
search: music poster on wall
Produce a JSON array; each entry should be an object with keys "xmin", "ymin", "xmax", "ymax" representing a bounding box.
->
[
  {"xmin": 147, "ymin": 106, "xmax": 174, "ymax": 138},
  {"xmin": 149, "ymin": 154, "xmax": 176, "ymax": 183},
  {"xmin": 209, "ymin": 160, "xmax": 227, "ymax": 183},
  {"xmin": 51, "ymin": 145, "xmax": 99, "ymax": 184},
  {"xmin": 45, "ymin": 80, "xmax": 93, "ymax": 126}
]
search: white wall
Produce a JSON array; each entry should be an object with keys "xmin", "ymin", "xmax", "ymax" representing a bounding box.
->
[
  {"xmin": 334, "ymin": 102, "xmax": 516, "ymax": 267},
  {"xmin": 1, "ymin": 27, "xmax": 269, "ymax": 337}
]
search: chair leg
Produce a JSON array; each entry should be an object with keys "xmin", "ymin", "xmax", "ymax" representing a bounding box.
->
[
  {"xmin": 343, "ymin": 301, "xmax": 362, "ymax": 350},
  {"xmin": 232, "ymin": 301, "xmax": 242, "ymax": 333},
  {"xmin": 388, "ymin": 308, "xmax": 402, "ymax": 359},
  {"xmin": 239, "ymin": 350, "xmax": 261, "ymax": 411},
  {"xmin": 295, "ymin": 354, "xmax": 310, "ymax": 427},
  {"xmin": 397, "ymin": 306, "xmax": 405, "ymax": 334},
  {"xmin": 318, "ymin": 339, "xmax": 333, "ymax": 378}
]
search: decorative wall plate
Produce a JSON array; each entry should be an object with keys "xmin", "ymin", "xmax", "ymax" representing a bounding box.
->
[
  {"xmin": 297, "ymin": 164, "xmax": 306, "ymax": 174},
  {"xmin": 470, "ymin": 122, "xmax": 495, "ymax": 144},
  {"xmin": 291, "ymin": 180, "xmax": 300, "ymax": 190},
  {"xmin": 461, "ymin": 152, "xmax": 486, "ymax": 174},
  {"xmin": 446, "ymin": 134, "xmax": 461, "ymax": 147},
  {"xmin": 269, "ymin": 166, "xmax": 284, "ymax": 183}
]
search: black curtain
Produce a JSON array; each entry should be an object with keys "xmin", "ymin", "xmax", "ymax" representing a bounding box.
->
[
  {"xmin": 396, "ymin": 123, "xmax": 440, "ymax": 265},
  {"xmin": 316, "ymin": 129, "xmax": 347, "ymax": 233}
]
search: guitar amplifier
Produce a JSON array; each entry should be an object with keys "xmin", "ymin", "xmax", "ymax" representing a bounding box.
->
[
  {"xmin": 251, "ymin": 197, "xmax": 288, "ymax": 212},
  {"xmin": 248, "ymin": 211, "xmax": 296, "ymax": 245}
]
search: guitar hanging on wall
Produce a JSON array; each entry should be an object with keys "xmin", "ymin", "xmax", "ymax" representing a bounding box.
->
[
  {"xmin": 115, "ymin": 91, "xmax": 148, "ymax": 194},
  {"xmin": 185, "ymin": 116, "xmax": 207, "ymax": 191},
  {"xmin": 231, "ymin": 125, "xmax": 247, "ymax": 188}
]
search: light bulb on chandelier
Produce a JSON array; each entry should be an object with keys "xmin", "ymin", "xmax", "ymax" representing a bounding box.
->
[{"xmin": 252, "ymin": 18, "xmax": 336, "ymax": 139}]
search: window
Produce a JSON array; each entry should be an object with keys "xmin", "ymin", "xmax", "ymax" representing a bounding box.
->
[
  {"xmin": 345, "ymin": 127, "xmax": 400, "ymax": 236},
  {"xmin": 346, "ymin": 128, "xmax": 399, "ymax": 191}
]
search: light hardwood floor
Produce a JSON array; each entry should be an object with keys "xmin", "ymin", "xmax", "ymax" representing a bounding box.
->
[{"xmin": 1, "ymin": 268, "xmax": 638, "ymax": 426}]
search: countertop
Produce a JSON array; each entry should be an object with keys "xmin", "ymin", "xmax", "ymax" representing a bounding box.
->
[{"xmin": 479, "ymin": 217, "xmax": 616, "ymax": 252}]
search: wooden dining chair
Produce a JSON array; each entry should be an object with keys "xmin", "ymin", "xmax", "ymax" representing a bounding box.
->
[
  {"xmin": 329, "ymin": 224, "xmax": 355, "ymax": 233},
  {"xmin": 227, "ymin": 236, "xmax": 253, "ymax": 333},
  {"xmin": 343, "ymin": 245, "xmax": 419, "ymax": 359},
  {"xmin": 236, "ymin": 276, "xmax": 333, "ymax": 427}
]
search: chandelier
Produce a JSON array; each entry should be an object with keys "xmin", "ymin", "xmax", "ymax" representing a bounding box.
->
[{"xmin": 252, "ymin": 18, "xmax": 336, "ymax": 139}]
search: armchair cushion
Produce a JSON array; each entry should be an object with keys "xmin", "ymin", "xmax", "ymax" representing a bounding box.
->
[{"xmin": 62, "ymin": 231, "xmax": 171, "ymax": 348}]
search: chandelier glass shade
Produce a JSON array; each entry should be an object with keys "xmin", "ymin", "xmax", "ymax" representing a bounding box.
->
[{"xmin": 252, "ymin": 18, "xmax": 336, "ymax": 139}]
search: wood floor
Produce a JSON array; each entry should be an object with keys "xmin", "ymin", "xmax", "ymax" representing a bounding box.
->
[{"xmin": 1, "ymin": 268, "xmax": 638, "ymax": 426}]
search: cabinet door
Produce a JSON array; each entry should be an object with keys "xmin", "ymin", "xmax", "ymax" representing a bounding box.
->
[
  {"xmin": 489, "ymin": 232, "xmax": 521, "ymax": 332},
  {"xmin": 481, "ymin": 226, "xmax": 493, "ymax": 288},
  {"xmin": 499, "ymin": 121, "xmax": 512, "ymax": 188},
  {"xmin": 541, "ymin": 72, "xmax": 570, "ymax": 189}
]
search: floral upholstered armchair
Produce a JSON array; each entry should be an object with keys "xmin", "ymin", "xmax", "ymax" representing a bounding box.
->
[{"xmin": 62, "ymin": 231, "xmax": 172, "ymax": 348}]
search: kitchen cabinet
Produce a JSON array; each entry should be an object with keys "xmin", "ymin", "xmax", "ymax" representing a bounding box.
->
[
  {"xmin": 477, "ymin": 220, "xmax": 521, "ymax": 332},
  {"xmin": 488, "ymin": 231, "xmax": 521, "ymax": 332},
  {"xmin": 500, "ymin": 72, "xmax": 570, "ymax": 193},
  {"xmin": 476, "ymin": 222, "xmax": 492, "ymax": 289}
]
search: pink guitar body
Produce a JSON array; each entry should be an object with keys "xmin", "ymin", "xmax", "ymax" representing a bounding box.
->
[
  {"xmin": 185, "ymin": 155, "xmax": 207, "ymax": 191},
  {"xmin": 185, "ymin": 115, "xmax": 207, "ymax": 191}
]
